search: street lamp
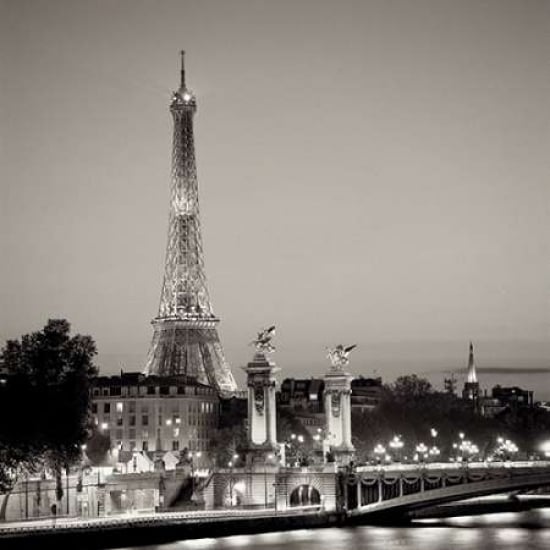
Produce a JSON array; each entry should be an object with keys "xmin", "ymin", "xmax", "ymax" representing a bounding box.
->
[
  {"xmin": 187, "ymin": 451, "xmax": 202, "ymax": 498},
  {"xmin": 228, "ymin": 459, "xmax": 235, "ymax": 506},
  {"xmin": 428, "ymin": 445, "xmax": 440, "ymax": 462},
  {"xmin": 389, "ymin": 436, "xmax": 404, "ymax": 462},
  {"xmin": 373, "ymin": 444, "xmax": 386, "ymax": 465},
  {"xmin": 495, "ymin": 438, "xmax": 518, "ymax": 461},
  {"xmin": 540, "ymin": 440, "xmax": 550, "ymax": 459},
  {"xmin": 415, "ymin": 443, "xmax": 428, "ymax": 463}
]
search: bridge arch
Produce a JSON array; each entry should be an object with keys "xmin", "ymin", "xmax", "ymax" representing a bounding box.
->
[
  {"xmin": 282, "ymin": 473, "xmax": 329, "ymax": 509},
  {"xmin": 347, "ymin": 464, "xmax": 550, "ymax": 520},
  {"xmin": 289, "ymin": 484, "xmax": 321, "ymax": 507}
]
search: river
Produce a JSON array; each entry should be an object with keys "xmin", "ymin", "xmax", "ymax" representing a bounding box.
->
[{"xmin": 123, "ymin": 509, "xmax": 550, "ymax": 550}]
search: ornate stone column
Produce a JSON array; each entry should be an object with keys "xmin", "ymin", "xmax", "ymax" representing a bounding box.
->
[
  {"xmin": 245, "ymin": 352, "xmax": 279, "ymax": 447},
  {"xmin": 243, "ymin": 327, "xmax": 280, "ymax": 465},
  {"xmin": 324, "ymin": 345, "xmax": 356, "ymax": 464}
]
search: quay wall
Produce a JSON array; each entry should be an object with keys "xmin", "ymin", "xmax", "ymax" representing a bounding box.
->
[{"xmin": 0, "ymin": 511, "xmax": 343, "ymax": 549}]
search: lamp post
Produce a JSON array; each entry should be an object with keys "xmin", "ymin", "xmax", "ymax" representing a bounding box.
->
[
  {"xmin": 540, "ymin": 440, "xmax": 550, "ymax": 459},
  {"xmin": 187, "ymin": 451, "xmax": 202, "ymax": 499},
  {"xmin": 415, "ymin": 443, "xmax": 428, "ymax": 464},
  {"xmin": 495, "ymin": 438, "xmax": 518, "ymax": 461},
  {"xmin": 374, "ymin": 444, "xmax": 386, "ymax": 465},
  {"xmin": 228, "ymin": 460, "xmax": 234, "ymax": 507},
  {"xmin": 389, "ymin": 436, "xmax": 404, "ymax": 462},
  {"xmin": 428, "ymin": 445, "xmax": 440, "ymax": 462}
]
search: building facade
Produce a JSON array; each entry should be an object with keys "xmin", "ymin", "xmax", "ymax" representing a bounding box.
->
[{"xmin": 91, "ymin": 372, "xmax": 219, "ymax": 465}]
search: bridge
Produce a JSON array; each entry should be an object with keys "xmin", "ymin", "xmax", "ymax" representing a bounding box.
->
[{"xmin": 343, "ymin": 461, "xmax": 550, "ymax": 521}]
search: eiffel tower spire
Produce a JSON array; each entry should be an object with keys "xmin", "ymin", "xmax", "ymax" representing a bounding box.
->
[{"xmin": 145, "ymin": 53, "xmax": 237, "ymax": 394}]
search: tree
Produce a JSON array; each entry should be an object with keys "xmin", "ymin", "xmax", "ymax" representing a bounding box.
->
[
  {"xmin": 84, "ymin": 429, "xmax": 111, "ymax": 466},
  {"xmin": 392, "ymin": 374, "xmax": 433, "ymax": 400},
  {"xmin": 209, "ymin": 425, "xmax": 247, "ymax": 468},
  {"xmin": 0, "ymin": 319, "xmax": 97, "ymax": 518}
]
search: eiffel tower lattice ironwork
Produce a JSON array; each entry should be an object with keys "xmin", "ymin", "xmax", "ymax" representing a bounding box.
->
[{"xmin": 145, "ymin": 52, "xmax": 237, "ymax": 394}]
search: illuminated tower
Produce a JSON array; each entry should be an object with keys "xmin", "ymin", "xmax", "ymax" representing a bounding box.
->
[
  {"xmin": 145, "ymin": 52, "xmax": 237, "ymax": 394},
  {"xmin": 462, "ymin": 341, "xmax": 480, "ymax": 404}
]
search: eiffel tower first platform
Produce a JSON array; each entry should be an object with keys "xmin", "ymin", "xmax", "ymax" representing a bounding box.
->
[{"xmin": 145, "ymin": 52, "xmax": 237, "ymax": 395}]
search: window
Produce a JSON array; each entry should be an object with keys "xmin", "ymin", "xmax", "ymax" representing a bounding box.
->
[
  {"xmin": 117, "ymin": 417, "xmax": 123, "ymax": 426},
  {"xmin": 142, "ymin": 430, "xmax": 149, "ymax": 440},
  {"xmin": 142, "ymin": 415, "xmax": 149, "ymax": 426},
  {"xmin": 129, "ymin": 429, "xmax": 136, "ymax": 440},
  {"xmin": 147, "ymin": 386, "xmax": 155, "ymax": 395},
  {"xmin": 93, "ymin": 388, "xmax": 99, "ymax": 396},
  {"xmin": 91, "ymin": 403, "xmax": 98, "ymax": 413},
  {"xmin": 129, "ymin": 415, "xmax": 136, "ymax": 426},
  {"xmin": 129, "ymin": 441, "xmax": 136, "ymax": 451},
  {"xmin": 173, "ymin": 414, "xmax": 180, "ymax": 425},
  {"xmin": 102, "ymin": 388, "xmax": 109, "ymax": 396},
  {"xmin": 104, "ymin": 403, "xmax": 111, "ymax": 414},
  {"xmin": 116, "ymin": 429, "xmax": 123, "ymax": 440},
  {"xmin": 142, "ymin": 441, "xmax": 149, "ymax": 451},
  {"xmin": 116, "ymin": 402, "xmax": 123, "ymax": 413},
  {"xmin": 173, "ymin": 428, "xmax": 180, "ymax": 438},
  {"xmin": 172, "ymin": 440, "xmax": 180, "ymax": 451},
  {"xmin": 129, "ymin": 401, "xmax": 136, "ymax": 413}
]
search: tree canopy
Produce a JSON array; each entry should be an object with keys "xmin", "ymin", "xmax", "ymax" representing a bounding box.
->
[
  {"xmin": 0, "ymin": 319, "xmax": 97, "ymax": 504},
  {"xmin": 352, "ymin": 374, "xmax": 550, "ymax": 463}
]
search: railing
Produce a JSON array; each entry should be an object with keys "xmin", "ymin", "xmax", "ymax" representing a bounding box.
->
[{"xmin": 355, "ymin": 461, "xmax": 550, "ymax": 473}]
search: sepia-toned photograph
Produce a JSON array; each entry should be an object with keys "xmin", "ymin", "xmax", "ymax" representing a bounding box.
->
[{"xmin": 1, "ymin": 1, "xmax": 549, "ymax": 549}]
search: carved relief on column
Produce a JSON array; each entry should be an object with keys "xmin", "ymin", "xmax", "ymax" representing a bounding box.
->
[
  {"xmin": 329, "ymin": 390, "xmax": 342, "ymax": 418},
  {"xmin": 253, "ymin": 383, "xmax": 265, "ymax": 416}
]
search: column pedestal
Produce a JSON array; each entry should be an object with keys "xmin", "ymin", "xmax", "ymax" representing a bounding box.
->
[
  {"xmin": 324, "ymin": 368, "xmax": 354, "ymax": 465},
  {"xmin": 243, "ymin": 352, "xmax": 280, "ymax": 466}
]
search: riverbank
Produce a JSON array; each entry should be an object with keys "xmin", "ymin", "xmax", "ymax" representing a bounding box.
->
[
  {"xmin": 0, "ymin": 509, "xmax": 343, "ymax": 549},
  {"xmin": 2, "ymin": 496, "xmax": 550, "ymax": 549}
]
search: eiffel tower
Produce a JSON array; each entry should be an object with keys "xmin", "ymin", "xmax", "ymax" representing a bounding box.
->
[{"xmin": 145, "ymin": 52, "xmax": 237, "ymax": 394}]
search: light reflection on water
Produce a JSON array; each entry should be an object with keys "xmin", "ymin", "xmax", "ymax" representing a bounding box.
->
[{"xmin": 129, "ymin": 511, "xmax": 550, "ymax": 550}]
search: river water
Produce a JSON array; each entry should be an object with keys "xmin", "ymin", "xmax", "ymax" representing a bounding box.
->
[{"xmin": 124, "ymin": 509, "xmax": 550, "ymax": 550}]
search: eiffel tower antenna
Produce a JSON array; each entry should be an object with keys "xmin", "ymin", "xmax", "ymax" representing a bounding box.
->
[
  {"xmin": 145, "ymin": 53, "xmax": 237, "ymax": 395},
  {"xmin": 180, "ymin": 50, "xmax": 186, "ymax": 89}
]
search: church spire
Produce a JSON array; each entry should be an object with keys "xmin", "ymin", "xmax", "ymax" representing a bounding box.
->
[{"xmin": 467, "ymin": 341, "xmax": 477, "ymax": 384}]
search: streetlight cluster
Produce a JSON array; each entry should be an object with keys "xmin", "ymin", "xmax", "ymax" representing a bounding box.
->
[
  {"xmin": 493, "ymin": 437, "xmax": 518, "ymax": 460},
  {"xmin": 284, "ymin": 433, "xmax": 306, "ymax": 467},
  {"xmin": 227, "ymin": 453, "xmax": 239, "ymax": 468}
]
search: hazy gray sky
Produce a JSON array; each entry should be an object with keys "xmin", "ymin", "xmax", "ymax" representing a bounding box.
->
[{"xmin": 1, "ymin": 0, "xmax": 549, "ymax": 393}]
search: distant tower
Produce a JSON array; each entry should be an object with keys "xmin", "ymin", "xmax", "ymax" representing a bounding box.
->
[
  {"xmin": 145, "ymin": 52, "xmax": 237, "ymax": 394},
  {"xmin": 462, "ymin": 341, "xmax": 480, "ymax": 405}
]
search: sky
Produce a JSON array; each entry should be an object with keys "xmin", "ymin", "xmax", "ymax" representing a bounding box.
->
[{"xmin": 1, "ymin": 0, "xmax": 549, "ymax": 394}]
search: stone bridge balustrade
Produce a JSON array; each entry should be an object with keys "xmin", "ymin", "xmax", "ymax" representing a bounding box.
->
[{"xmin": 343, "ymin": 461, "xmax": 550, "ymax": 519}]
